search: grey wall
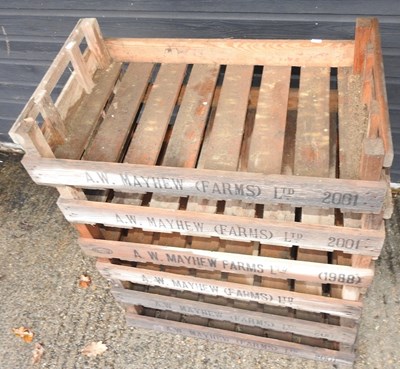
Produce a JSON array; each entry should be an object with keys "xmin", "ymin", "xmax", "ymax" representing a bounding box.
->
[{"xmin": 0, "ymin": 1, "xmax": 399, "ymax": 179}]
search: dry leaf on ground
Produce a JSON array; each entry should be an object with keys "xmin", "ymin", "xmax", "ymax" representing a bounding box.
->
[
  {"xmin": 78, "ymin": 274, "xmax": 92, "ymax": 288},
  {"xmin": 12, "ymin": 326, "xmax": 34, "ymax": 343},
  {"xmin": 32, "ymin": 343, "xmax": 44, "ymax": 364},
  {"xmin": 82, "ymin": 341, "xmax": 107, "ymax": 357}
]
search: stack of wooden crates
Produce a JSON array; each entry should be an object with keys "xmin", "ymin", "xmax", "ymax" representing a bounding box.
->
[{"xmin": 10, "ymin": 18, "xmax": 393, "ymax": 366}]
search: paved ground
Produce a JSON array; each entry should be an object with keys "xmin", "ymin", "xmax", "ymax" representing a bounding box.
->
[{"xmin": 0, "ymin": 152, "xmax": 399, "ymax": 369}]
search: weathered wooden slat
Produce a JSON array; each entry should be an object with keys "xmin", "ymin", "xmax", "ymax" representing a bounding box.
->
[
  {"xmin": 248, "ymin": 66, "xmax": 293, "ymax": 304},
  {"xmin": 23, "ymin": 157, "xmax": 387, "ymax": 213},
  {"xmin": 83, "ymin": 63, "xmax": 153, "ymax": 162},
  {"xmin": 33, "ymin": 90, "xmax": 66, "ymax": 143},
  {"xmin": 105, "ymin": 38, "xmax": 355, "ymax": 67},
  {"xmin": 370, "ymin": 19, "xmax": 394, "ymax": 167},
  {"xmin": 54, "ymin": 62, "xmax": 122, "ymax": 160},
  {"xmin": 57, "ymin": 198, "xmax": 384, "ymax": 255},
  {"xmin": 123, "ymin": 63, "xmax": 186, "ymax": 165},
  {"xmin": 125, "ymin": 313, "xmax": 354, "ymax": 365},
  {"xmin": 162, "ymin": 64, "xmax": 220, "ymax": 168},
  {"xmin": 294, "ymin": 66, "xmax": 331, "ymax": 295},
  {"xmin": 65, "ymin": 40, "xmax": 95, "ymax": 94},
  {"xmin": 248, "ymin": 66, "xmax": 291, "ymax": 174},
  {"xmin": 201, "ymin": 65, "xmax": 253, "ymax": 170},
  {"xmin": 294, "ymin": 67, "xmax": 331, "ymax": 178},
  {"xmin": 112, "ymin": 288, "xmax": 357, "ymax": 344},
  {"xmin": 293, "ymin": 66, "xmax": 332, "ymax": 347},
  {"xmin": 96, "ymin": 262, "xmax": 362, "ymax": 318},
  {"xmin": 337, "ymin": 67, "xmax": 368, "ymax": 181},
  {"xmin": 79, "ymin": 238, "xmax": 373, "ymax": 287},
  {"xmin": 353, "ymin": 18, "xmax": 374, "ymax": 75}
]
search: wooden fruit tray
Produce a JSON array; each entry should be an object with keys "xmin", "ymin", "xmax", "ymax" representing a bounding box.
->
[{"xmin": 9, "ymin": 18, "xmax": 392, "ymax": 366}]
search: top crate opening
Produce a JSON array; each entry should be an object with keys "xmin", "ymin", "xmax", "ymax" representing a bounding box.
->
[{"xmin": 9, "ymin": 17, "xmax": 392, "ymax": 216}]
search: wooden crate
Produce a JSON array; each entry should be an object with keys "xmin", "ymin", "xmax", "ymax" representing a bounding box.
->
[{"xmin": 9, "ymin": 18, "xmax": 393, "ymax": 366}]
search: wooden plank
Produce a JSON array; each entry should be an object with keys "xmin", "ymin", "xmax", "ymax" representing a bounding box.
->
[
  {"xmin": 83, "ymin": 63, "xmax": 153, "ymax": 162},
  {"xmin": 337, "ymin": 67, "xmax": 368, "ymax": 180},
  {"xmin": 23, "ymin": 157, "xmax": 387, "ymax": 213},
  {"xmin": 248, "ymin": 66, "xmax": 291, "ymax": 174},
  {"xmin": 353, "ymin": 18, "xmax": 373, "ymax": 75},
  {"xmin": 79, "ymin": 238, "xmax": 374, "ymax": 287},
  {"xmin": 123, "ymin": 63, "xmax": 186, "ymax": 165},
  {"xmin": 65, "ymin": 40, "xmax": 95, "ymax": 93},
  {"xmin": 125, "ymin": 313, "xmax": 354, "ymax": 365},
  {"xmin": 57, "ymin": 197, "xmax": 384, "ymax": 255},
  {"xmin": 53, "ymin": 62, "xmax": 122, "ymax": 160},
  {"xmin": 96, "ymin": 262, "xmax": 362, "ymax": 319},
  {"xmin": 200, "ymin": 65, "xmax": 252, "ymax": 170},
  {"xmin": 112, "ymin": 288, "xmax": 357, "ymax": 344},
  {"xmin": 105, "ymin": 38, "xmax": 354, "ymax": 67},
  {"xmin": 33, "ymin": 90, "xmax": 66, "ymax": 143},
  {"xmin": 294, "ymin": 67, "xmax": 331, "ymax": 178},
  {"xmin": 370, "ymin": 19, "xmax": 394, "ymax": 167},
  {"xmin": 293, "ymin": 66, "xmax": 333, "ymax": 346},
  {"xmin": 161, "ymin": 64, "xmax": 219, "ymax": 169}
]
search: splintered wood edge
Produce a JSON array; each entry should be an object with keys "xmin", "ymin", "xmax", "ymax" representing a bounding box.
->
[{"xmin": 125, "ymin": 313, "xmax": 354, "ymax": 365}]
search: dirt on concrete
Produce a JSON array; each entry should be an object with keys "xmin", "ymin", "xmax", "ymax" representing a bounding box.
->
[{"xmin": 0, "ymin": 152, "xmax": 399, "ymax": 369}]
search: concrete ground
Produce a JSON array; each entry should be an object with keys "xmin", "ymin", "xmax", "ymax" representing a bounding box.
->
[{"xmin": 0, "ymin": 152, "xmax": 399, "ymax": 369}]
